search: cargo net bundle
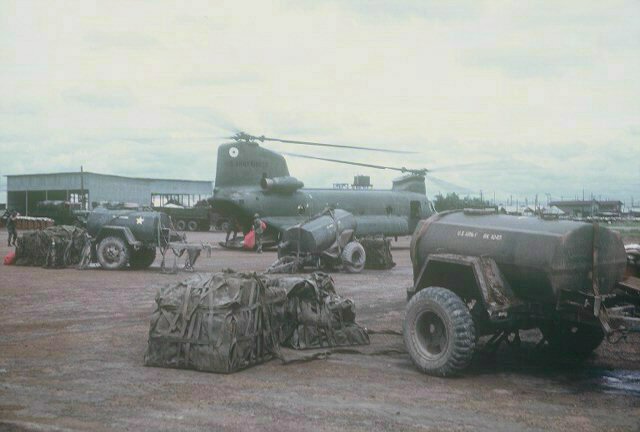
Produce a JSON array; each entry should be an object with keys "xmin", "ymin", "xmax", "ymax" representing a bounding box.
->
[
  {"xmin": 360, "ymin": 237, "xmax": 395, "ymax": 270},
  {"xmin": 144, "ymin": 271, "xmax": 369, "ymax": 374},
  {"xmin": 282, "ymin": 273, "xmax": 370, "ymax": 349},
  {"xmin": 15, "ymin": 225, "xmax": 89, "ymax": 268}
]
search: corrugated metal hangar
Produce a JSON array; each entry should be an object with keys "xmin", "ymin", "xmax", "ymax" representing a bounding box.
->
[{"xmin": 6, "ymin": 171, "xmax": 213, "ymax": 215}]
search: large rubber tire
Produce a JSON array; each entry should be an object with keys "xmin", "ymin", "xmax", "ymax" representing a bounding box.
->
[
  {"xmin": 187, "ymin": 220, "xmax": 198, "ymax": 231},
  {"xmin": 97, "ymin": 236, "xmax": 130, "ymax": 270},
  {"xmin": 175, "ymin": 220, "xmax": 186, "ymax": 231},
  {"xmin": 542, "ymin": 322, "xmax": 604, "ymax": 357},
  {"xmin": 129, "ymin": 247, "xmax": 156, "ymax": 269},
  {"xmin": 403, "ymin": 287, "xmax": 476, "ymax": 377},
  {"xmin": 341, "ymin": 241, "xmax": 366, "ymax": 273}
]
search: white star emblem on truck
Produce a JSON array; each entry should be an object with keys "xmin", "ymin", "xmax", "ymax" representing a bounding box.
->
[{"xmin": 136, "ymin": 217, "xmax": 144, "ymax": 225}]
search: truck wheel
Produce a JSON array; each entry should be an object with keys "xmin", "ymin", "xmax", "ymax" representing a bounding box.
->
[
  {"xmin": 187, "ymin": 220, "xmax": 198, "ymax": 231},
  {"xmin": 129, "ymin": 247, "xmax": 156, "ymax": 269},
  {"xmin": 403, "ymin": 287, "xmax": 476, "ymax": 376},
  {"xmin": 97, "ymin": 236, "xmax": 130, "ymax": 270},
  {"xmin": 542, "ymin": 322, "xmax": 604, "ymax": 357},
  {"xmin": 341, "ymin": 241, "xmax": 366, "ymax": 273},
  {"xmin": 176, "ymin": 220, "xmax": 186, "ymax": 231}
]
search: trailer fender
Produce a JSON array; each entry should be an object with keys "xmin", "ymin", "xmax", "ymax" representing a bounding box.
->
[
  {"xmin": 96, "ymin": 225, "xmax": 143, "ymax": 249},
  {"xmin": 409, "ymin": 253, "xmax": 521, "ymax": 322}
]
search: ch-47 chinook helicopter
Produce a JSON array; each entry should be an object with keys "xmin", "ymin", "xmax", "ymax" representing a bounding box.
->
[{"xmin": 210, "ymin": 132, "xmax": 458, "ymax": 245}]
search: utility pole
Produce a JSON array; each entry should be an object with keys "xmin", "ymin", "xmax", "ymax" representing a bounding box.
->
[{"xmin": 80, "ymin": 165, "xmax": 85, "ymax": 210}]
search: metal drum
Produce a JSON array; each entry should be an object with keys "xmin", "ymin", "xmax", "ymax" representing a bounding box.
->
[{"xmin": 283, "ymin": 209, "xmax": 356, "ymax": 254}]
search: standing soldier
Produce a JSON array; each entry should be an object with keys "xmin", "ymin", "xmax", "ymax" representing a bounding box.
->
[
  {"xmin": 7, "ymin": 210, "xmax": 18, "ymax": 247},
  {"xmin": 253, "ymin": 213, "xmax": 264, "ymax": 253}
]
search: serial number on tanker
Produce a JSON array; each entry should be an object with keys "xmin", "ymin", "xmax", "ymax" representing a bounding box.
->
[{"xmin": 456, "ymin": 230, "xmax": 503, "ymax": 241}]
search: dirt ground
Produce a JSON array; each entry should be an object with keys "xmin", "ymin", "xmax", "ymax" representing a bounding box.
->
[{"xmin": 1, "ymin": 230, "xmax": 639, "ymax": 432}]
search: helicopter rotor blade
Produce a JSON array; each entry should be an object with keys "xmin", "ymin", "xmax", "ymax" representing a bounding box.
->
[
  {"xmin": 174, "ymin": 107, "xmax": 241, "ymax": 134},
  {"xmin": 427, "ymin": 175, "xmax": 474, "ymax": 194},
  {"xmin": 281, "ymin": 152, "xmax": 428, "ymax": 176},
  {"xmin": 231, "ymin": 132, "xmax": 417, "ymax": 154}
]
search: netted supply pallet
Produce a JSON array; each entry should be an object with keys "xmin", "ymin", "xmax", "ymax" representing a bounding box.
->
[
  {"xmin": 15, "ymin": 225, "xmax": 88, "ymax": 268},
  {"xmin": 360, "ymin": 237, "xmax": 395, "ymax": 270},
  {"xmin": 144, "ymin": 272, "xmax": 287, "ymax": 373},
  {"xmin": 144, "ymin": 272, "xmax": 369, "ymax": 373},
  {"xmin": 280, "ymin": 272, "xmax": 370, "ymax": 349}
]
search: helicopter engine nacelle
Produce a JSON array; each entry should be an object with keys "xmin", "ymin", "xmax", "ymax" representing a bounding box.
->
[{"xmin": 260, "ymin": 176, "xmax": 304, "ymax": 194}]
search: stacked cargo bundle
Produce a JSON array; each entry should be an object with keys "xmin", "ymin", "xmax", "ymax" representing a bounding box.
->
[
  {"xmin": 15, "ymin": 225, "xmax": 88, "ymax": 268},
  {"xmin": 360, "ymin": 237, "xmax": 396, "ymax": 270},
  {"xmin": 14, "ymin": 216, "xmax": 55, "ymax": 230},
  {"xmin": 144, "ymin": 271, "xmax": 369, "ymax": 373},
  {"xmin": 280, "ymin": 272, "xmax": 370, "ymax": 349},
  {"xmin": 144, "ymin": 272, "xmax": 288, "ymax": 373}
]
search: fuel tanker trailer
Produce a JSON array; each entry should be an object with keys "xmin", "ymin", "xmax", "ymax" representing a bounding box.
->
[
  {"xmin": 269, "ymin": 209, "xmax": 366, "ymax": 273},
  {"xmin": 404, "ymin": 209, "xmax": 640, "ymax": 376},
  {"xmin": 86, "ymin": 208, "xmax": 182, "ymax": 270}
]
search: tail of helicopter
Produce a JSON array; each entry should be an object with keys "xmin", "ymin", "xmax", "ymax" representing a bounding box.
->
[{"xmin": 214, "ymin": 141, "xmax": 290, "ymax": 188}]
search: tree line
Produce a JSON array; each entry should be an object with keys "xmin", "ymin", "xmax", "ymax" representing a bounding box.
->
[{"xmin": 433, "ymin": 192, "xmax": 493, "ymax": 212}]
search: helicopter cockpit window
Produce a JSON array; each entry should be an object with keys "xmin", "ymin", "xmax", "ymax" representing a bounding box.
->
[{"xmin": 297, "ymin": 204, "xmax": 306, "ymax": 215}]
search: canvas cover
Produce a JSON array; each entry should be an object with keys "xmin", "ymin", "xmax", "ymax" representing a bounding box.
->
[
  {"xmin": 144, "ymin": 272, "xmax": 287, "ymax": 373},
  {"xmin": 361, "ymin": 237, "xmax": 396, "ymax": 270},
  {"xmin": 15, "ymin": 225, "xmax": 88, "ymax": 268},
  {"xmin": 280, "ymin": 273, "xmax": 370, "ymax": 349},
  {"xmin": 144, "ymin": 271, "xmax": 369, "ymax": 373}
]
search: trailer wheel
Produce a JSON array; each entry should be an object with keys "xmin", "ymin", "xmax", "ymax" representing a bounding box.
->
[
  {"xmin": 542, "ymin": 322, "xmax": 604, "ymax": 357},
  {"xmin": 129, "ymin": 247, "xmax": 156, "ymax": 269},
  {"xmin": 341, "ymin": 241, "xmax": 366, "ymax": 273},
  {"xmin": 187, "ymin": 220, "xmax": 198, "ymax": 231},
  {"xmin": 97, "ymin": 236, "xmax": 130, "ymax": 270},
  {"xmin": 176, "ymin": 220, "xmax": 186, "ymax": 231},
  {"xmin": 403, "ymin": 287, "xmax": 476, "ymax": 376}
]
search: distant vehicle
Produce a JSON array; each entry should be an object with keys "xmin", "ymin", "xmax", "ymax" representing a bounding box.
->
[
  {"xmin": 152, "ymin": 205, "xmax": 212, "ymax": 232},
  {"xmin": 31, "ymin": 200, "xmax": 88, "ymax": 226},
  {"xmin": 86, "ymin": 208, "xmax": 182, "ymax": 270},
  {"xmin": 404, "ymin": 210, "xmax": 640, "ymax": 376}
]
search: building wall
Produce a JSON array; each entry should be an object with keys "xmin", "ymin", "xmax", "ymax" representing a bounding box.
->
[{"xmin": 7, "ymin": 172, "xmax": 212, "ymax": 215}]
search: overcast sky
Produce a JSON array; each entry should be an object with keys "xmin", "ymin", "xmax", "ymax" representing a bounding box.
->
[{"xmin": 1, "ymin": 0, "xmax": 639, "ymax": 206}]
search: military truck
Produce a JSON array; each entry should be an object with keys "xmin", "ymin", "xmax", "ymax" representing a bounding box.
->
[
  {"xmin": 86, "ymin": 208, "xmax": 182, "ymax": 270},
  {"xmin": 404, "ymin": 209, "xmax": 640, "ymax": 376},
  {"xmin": 152, "ymin": 206, "xmax": 212, "ymax": 232},
  {"xmin": 31, "ymin": 200, "xmax": 89, "ymax": 226}
]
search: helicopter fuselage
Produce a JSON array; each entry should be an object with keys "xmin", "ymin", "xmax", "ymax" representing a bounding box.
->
[{"xmin": 212, "ymin": 185, "xmax": 433, "ymax": 236}]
